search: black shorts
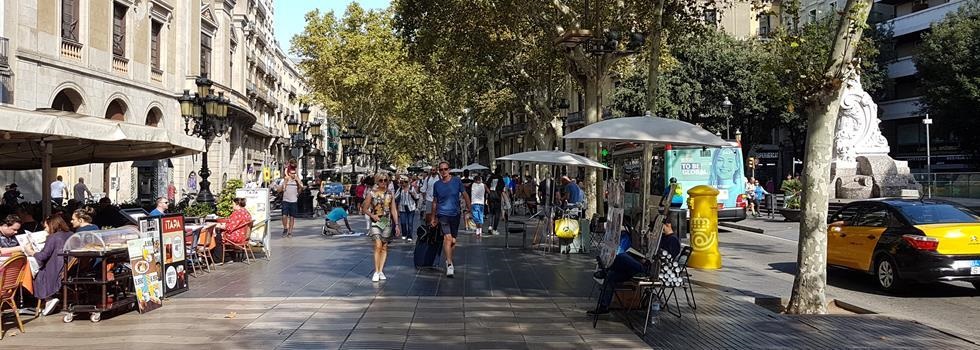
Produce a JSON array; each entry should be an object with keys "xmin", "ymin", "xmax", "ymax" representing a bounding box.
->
[
  {"xmin": 438, "ymin": 214, "xmax": 461, "ymax": 238},
  {"xmin": 282, "ymin": 201, "xmax": 298, "ymax": 217}
]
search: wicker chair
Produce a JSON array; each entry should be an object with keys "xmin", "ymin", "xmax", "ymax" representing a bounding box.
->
[
  {"xmin": 0, "ymin": 253, "xmax": 29, "ymax": 339},
  {"xmin": 222, "ymin": 221, "xmax": 255, "ymax": 264}
]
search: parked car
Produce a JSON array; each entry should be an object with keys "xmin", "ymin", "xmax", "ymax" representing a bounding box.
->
[{"xmin": 827, "ymin": 198, "xmax": 980, "ymax": 292}]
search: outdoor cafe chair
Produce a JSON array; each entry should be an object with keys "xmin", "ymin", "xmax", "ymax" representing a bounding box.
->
[
  {"xmin": 197, "ymin": 225, "xmax": 217, "ymax": 271},
  {"xmin": 185, "ymin": 226, "xmax": 205, "ymax": 274},
  {"xmin": 0, "ymin": 253, "xmax": 29, "ymax": 339},
  {"xmin": 222, "ymin": 221, "xmax": 256, "ymax": 264}
]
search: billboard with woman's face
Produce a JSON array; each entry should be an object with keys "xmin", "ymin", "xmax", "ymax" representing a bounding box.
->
[{"xmin": 665, "ymin": 147, "xmax": 746, "ymax": 209}]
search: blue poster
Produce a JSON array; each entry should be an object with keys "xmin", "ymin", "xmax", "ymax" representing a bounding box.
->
[{"xmin": 665, "ymin": 147, "xmax": 746, "ymax": 209}]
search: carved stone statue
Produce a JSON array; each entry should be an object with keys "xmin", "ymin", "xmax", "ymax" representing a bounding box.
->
[{"xmin": 830, "ymin": 66, "xmax": 921, "ymax": 199}]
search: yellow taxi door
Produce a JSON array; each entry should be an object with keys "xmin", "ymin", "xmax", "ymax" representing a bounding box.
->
[
  {"xmin": 827, "ymin": 204, "xmax": 863, "ymax": 268},
  {"xmin": 844, "ymin": 204, "xmax": 891, "ymax": 272}
]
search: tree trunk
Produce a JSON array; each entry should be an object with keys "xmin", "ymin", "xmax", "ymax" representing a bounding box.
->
[
  {"xmin": 583, "ymin": 73, "xmax": 600, "ymax": 219},
  {"xmin": 786, "ymin": 0, "xmax": 873, "ymax": 315},
  {"xmin": 645, "ymin": 0, "xmax": 666, "ymax": 114}
]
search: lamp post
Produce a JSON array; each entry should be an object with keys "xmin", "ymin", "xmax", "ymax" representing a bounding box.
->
[
  {"xmin": 722, "ymin": 96, "xmax": 733, "ymax": 140},
  {"xmin": 923, "ymin": 114, "xmax": 932, "ymax": 198},
  {"xmin": 178, "ymin": 74, "xmax": 231, "ymax": 205},
  {"xmin": 286, "ymin": 104, "xmax": 321, "ymax": 218},
  {"xmin": 554, "ymin": 98, "xmax": 571, "ymax": 152}
]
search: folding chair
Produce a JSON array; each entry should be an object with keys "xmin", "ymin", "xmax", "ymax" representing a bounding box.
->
[
  {"xmin": 185, "ymin": 227, "xmax": 203, "ymax": 274},
  {"xmin": 505, "ymin": 219, "xmax": 527, "ymax": 249},
  {"xmin": 676, "ymin": 245, "xmax": 697, "ymax": 310}
]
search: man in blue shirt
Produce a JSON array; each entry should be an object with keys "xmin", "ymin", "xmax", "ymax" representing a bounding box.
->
[
  {"xmin": 561, "ymin": 176, "xmax": 584, "ymax": 206},
  {"xmin": 322, "ymin": 207, "xmax": 352, "ymax": 236},
  {"xmin": 430, "ymin": 161, "xmax": 471, "ymax": 278},
  {"xmin": 148, "ymin": 197, "xmax": 169, "ymax": 216}
]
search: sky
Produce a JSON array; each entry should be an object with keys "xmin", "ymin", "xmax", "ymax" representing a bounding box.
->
[{"xmin": 274, "ymin": 0, "xmax": 391, "ymax": 55}]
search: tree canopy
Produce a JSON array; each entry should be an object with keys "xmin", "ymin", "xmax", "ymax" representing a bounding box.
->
[{"xmin": 916, "ymin": 1, "xmax": 980, "ymax": 159}]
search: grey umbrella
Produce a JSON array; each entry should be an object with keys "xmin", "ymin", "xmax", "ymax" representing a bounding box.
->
[{"xmin": 496, "ymin": 150, "xmax": 609, "ymax": 169}]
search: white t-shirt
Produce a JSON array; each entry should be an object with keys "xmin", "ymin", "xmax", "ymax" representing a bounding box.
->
[
  {"xmin": 51, "ymin": 180, "xmax": 66, "ymax": 198},
  {"xmin": 423, "ymin": 176, "xmax": 439, "ymax": 202},
  {"xmin": 282, "ymin": 180, "xmax": 300, "ymax": 202},
  {"xmin": 471, "ymin": 182, "xmax": 486, "ymax": 205}
]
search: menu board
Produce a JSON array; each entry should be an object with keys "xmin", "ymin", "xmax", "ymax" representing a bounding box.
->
[
  {"xmin": 159, "ymin": 214, "xmax": 189, "ymax": 297},
  {"xmin": 131, "ymin": 216, "xmax": 163, "ymax": 313},
  {"xmin": 237, "ymin": 188, "xmax": 271, "ymax": 257}
]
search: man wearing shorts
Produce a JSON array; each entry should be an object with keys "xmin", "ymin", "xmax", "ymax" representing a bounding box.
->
[
  {"xmin": 322, "ymin": 206, "xmax": 352, "ymax": 236},
  {"xmin": 277, "ymin": 170, "xmax": 303, "ymax": 237},
  {"xmin": 431, "ymin": 161, "xmax": 470, "ymax": 278}
]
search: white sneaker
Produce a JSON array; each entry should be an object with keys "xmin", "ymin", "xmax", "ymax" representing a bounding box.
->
[
  {"xmin": 379, "ymin": 272, "xmax": 387, "ymax": 280},
  {"xmin": 371, "ymin": 272, "xmax": 380, "ymax": 282},
  {"xmin": 401, "ymin": 236, "xmax": 407, "ymax": 240},
  {"xmin": 42, "ymin": 298, "xmax": 59, "ymax": 316},
  {"xmin": 446, "ymin": 264, "xmax": 455, "ymax": 278}
]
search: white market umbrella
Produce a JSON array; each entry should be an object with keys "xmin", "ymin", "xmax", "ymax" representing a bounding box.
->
[
  {"xmin": 449, "ymin": 168, "xmax": 463, "ymax": 173},
  {"xmin": 496, "ymin": 150, "xmax": 609, "ymax": 169},
  {"xmin": 563, "ymin": 115, "xmax": 726, "ymax": 247},
  {"xmin": 462, "ymin": 163, "xmax": 489, "ymax": 171},
  {"xmin": 563, "ymin": 116, "xmax": 728, "ymax": 147}
]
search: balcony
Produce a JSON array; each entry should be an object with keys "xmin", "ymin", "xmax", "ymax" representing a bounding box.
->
[
  {"xmin": 151, "ymin": 68, "xmax": 163, "ymax": 83},
  {"xmin": 881, "ymin": 0, "xmax": 964, "ymax": 37},
  {"xmin": 0, "ymin": 37, "xmax": 8, "ymax": 68},
  {"xmin": 887, "ymin": 56, "xmax": 917, "ymax": 78},
  {"xmin": 61, "ymin": 40, "xmax": 83, "ymax": 61},
  {"xmin": 112, "ymin": 56, "xmax": 129, "ymax": 74},
  {"xmin": 246, "ymin": 81, "xmax": 257, "ymax": 96},
  {"xmin": 879, "ymin": 96, "xmax": 924, "ymax": 120},
  {"xmin": 500, "ymin": 123, "xmax": 527, "ymax": 137}
]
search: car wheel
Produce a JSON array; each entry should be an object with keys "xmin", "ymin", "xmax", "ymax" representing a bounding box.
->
[{"xmin": 874, "ymin": 255, "xmax": 905, "ymax": 292}]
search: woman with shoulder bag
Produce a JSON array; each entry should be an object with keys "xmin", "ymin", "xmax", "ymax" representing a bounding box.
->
[
  {"xmin": 363, "ymin": 173, "xmax": 400, "ymax": 282},
  {"xmin": 395, "ymin": 176, "xmax": 419, "ymax": 242}
]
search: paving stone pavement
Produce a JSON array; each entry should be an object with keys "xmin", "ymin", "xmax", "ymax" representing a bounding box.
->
[{"xmin": 1, "ymin": 215, "xmax": 977, "ymax": 349}]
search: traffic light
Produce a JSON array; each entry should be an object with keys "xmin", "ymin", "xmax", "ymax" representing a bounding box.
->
[{"xmin": 747, "ymin": 157, "xmax": 756, "ymax": 168}]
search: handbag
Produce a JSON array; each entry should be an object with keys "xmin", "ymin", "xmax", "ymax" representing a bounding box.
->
[{"xmin": 555, "ymin": 217, "xmax": 580, "ymax": 239}]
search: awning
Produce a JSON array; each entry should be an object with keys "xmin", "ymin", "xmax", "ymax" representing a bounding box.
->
[{"xmin": 0, "ymin": 106, "xmax": 204, "ymax": 170}]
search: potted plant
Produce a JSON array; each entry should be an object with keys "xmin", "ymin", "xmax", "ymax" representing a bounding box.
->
[
  {"xmin": 184, "ymin": 202, "xmax": 215, "ymax": 221},
  {"xmin": 779, "ymin": 178, "xmax": 803, "ymax": 222}
]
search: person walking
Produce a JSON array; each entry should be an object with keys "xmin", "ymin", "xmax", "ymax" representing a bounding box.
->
[
  {"xmin": 277, "ymin": 169, "xmax": 303, "ymax": 237},
  {"xmin": 752, "ymin": 179, "xmax": 769, "ymax": 217},
  {"xmin": 420, "ymin": 166, "xmax": 439, "ymax": 227},
  {"xmin": 50, "ymin": 175, "xmax": 67, "ymax": 206},
  {"xmin": 431, "ymin": 162, "xmax": 470, "ymax": 278},
  {"xmin": 395, "ymin": 176, "xmax": 419, "ymax": 242},
  {"xmin": 470, "ymin": 175, "xmax": 487, "ymax": 237},
  {"xmin": 486, "ymin": 170, "xmax": 504, "ymax": 235},
  {"xmin": 363, "ymin": 173, "xmax": 400, "ymax": 282},
  {"xmin": 73, "ymin": 177, "xmax": 92, "ymax": 204}
]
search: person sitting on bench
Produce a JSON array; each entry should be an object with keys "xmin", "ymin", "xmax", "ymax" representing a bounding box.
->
[{"xmin": 589, "ymin": 220, "xmax": 680, "ymax": 315}]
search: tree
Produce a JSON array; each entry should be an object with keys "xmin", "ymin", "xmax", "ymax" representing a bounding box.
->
[
  {"xmin": 916, "ymin": 1, "xmax": 980, "ymax": 160},
  {"xmin": 291, "ymin": 4, "xmax": 455, "ymax": 165},
  {"xmin": 785, "ymin": 0, "xmax": 874, "ymax": 314}
]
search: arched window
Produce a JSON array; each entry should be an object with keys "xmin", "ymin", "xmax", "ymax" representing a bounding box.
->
[
  {"xmin": 146, "ymin": 107, "xmax": 162, "ymax": 127},
  {"xmin": 105, "ymin": 99, "xmax": 127, "ymax": 121},
  {"xmin": 51, "ymin": 88, "xmax": 84, "ymax": 112}
]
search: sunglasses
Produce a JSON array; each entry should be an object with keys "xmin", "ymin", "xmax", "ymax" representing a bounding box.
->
[
  {"xmin": 439, "ymin": 168, "xmax": 450, "ymax": 171},
  {"xmin": 378, "ymin": 179, "xmax": 389, "ymax": 182}
]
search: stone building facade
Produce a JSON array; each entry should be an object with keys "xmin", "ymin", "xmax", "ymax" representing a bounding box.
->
[{"xmin": 0, "ymin": 0, "xmax": 320, "ymax": 205}]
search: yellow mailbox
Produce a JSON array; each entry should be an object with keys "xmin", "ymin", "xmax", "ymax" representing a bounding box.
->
[{"xmin": 687, "ymin": 185, "xmax": 721, "ymax": 269}]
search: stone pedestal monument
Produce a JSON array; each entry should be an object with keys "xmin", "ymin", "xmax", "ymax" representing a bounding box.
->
[{"xmin": 830, "ymin": 71, "xmax": 920, "ymax": 199}]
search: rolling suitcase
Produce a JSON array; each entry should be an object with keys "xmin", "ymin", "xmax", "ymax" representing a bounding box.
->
[{"xmin": 414, "ymin": 225, "xmax": 443, "ymax": 268}]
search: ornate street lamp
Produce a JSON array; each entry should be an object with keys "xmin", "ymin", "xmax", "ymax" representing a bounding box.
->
[
  {"xmin": 179, "ymin": 74, "xmax": 231, "ymax": 204},
  {"xmin": 287, "ymin": 104, "xmax": 322, "ymax": 217},
  {"xmin": 722, "ymin": 96, "xmax": 733, "ymax": 140}
]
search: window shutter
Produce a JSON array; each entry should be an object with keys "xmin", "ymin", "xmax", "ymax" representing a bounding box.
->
[
  {"xmin": 113, "ymin": 4, "xmax": 126, "ymax": 57},
  {"xmin": 62, "ymin": 0, "xmax": 79, "ymax": 41},
  {"xmin": 151, "ymin": 22, "xmax": 161, "ymax": 69}
]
